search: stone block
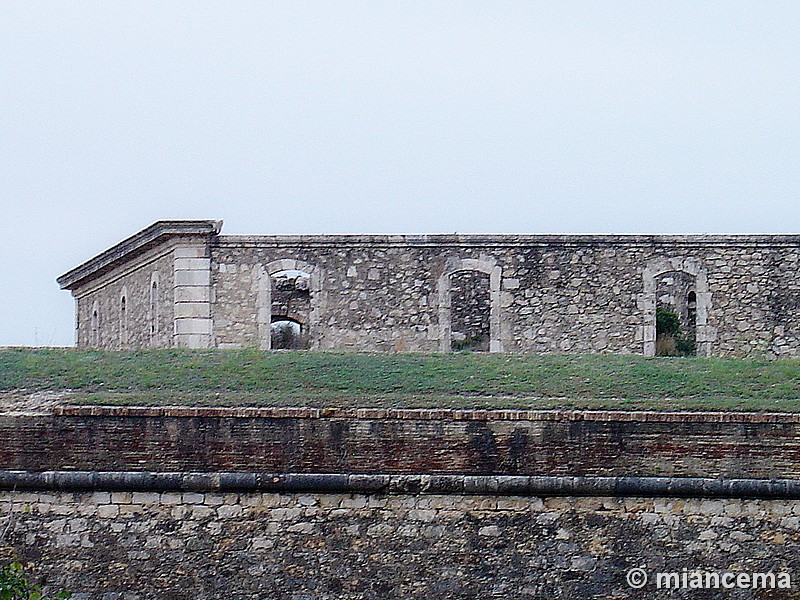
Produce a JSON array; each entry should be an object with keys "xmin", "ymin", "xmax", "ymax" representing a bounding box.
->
[
  {"xmin": 217, "ymin": 505, "xmax": 243, "ymax": 519},
  {"xmin": 174, "ymin": 302, "xmax": 211, "ymax": 319},
  {"xmin": 173, "ymin": 246, "xmax": 207, "ymax": 259},
  {"xmin": 175, "ymin": 257, "xmax": 211, "ymax": 271},
  {"xmin": 174, "ymin": 318, "xmax": 212, "ymax": 335},
  {"xmin": 174, "ymin": 333, "xmax": 212, "ymax": 349},
  {"xmin": 174, "ymin": 287, "xmax": 211, "ymax": 303},
  {"xmin": 174, "ymin": 270, "xmax": 210, "ymax": 287},
  {"xmin": 97, "ymin": 505, "xmax": 120, "ymax": 518}
]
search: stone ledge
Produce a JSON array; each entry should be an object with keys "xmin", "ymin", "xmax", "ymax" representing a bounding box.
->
[
  {"xmin": 1, "ymin": 470, "xmax": 799, "ymax": 498},
  {"xmin": 215, "ymin": 233, "xmax": 800, "ymax": 248},
  {"xmin": 58, "ymin": 219, "xmax": 222, "ymax": 290},
  {"xmin": 52, "ymin": 405, "xmax": 800, "ymax": 423}
]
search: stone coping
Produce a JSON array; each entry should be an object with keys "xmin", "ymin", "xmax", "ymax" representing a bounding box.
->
[
  {"xmin": 215, "ymin": 233, "xmax": 800, "ymax": 248},
  {"xmin": 57, "ymin": 219, "xmax": 222, "ymax": 290},
  {"xmin": 52, "ymin": 405, "xmax": 800, "ymax": 423},
  {"xmin": 1, "ymin": 471, "xmax": 799, "ymax": 498}
]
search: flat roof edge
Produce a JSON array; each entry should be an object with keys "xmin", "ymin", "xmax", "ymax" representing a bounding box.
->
[
  {"xmin": 57, "ymin": 220, "xmax": 222, "ymax": 290},
  {"xmin": 214, "ymin": 233, "xmax": 800, "ymax": 247}
]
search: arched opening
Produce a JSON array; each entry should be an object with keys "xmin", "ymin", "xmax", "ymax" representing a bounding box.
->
[
  {"xmin": 257, "ymin": 260, "xmax": 323, "ymax": 350},
  {"xmin": 150, "ymin": 281, "xmax": 159, "ymax": 337},
  {"xmin": 270, "ymin": 316, "xmax": 307, "ymax": 349},
  {"xmin": 270, "ymin": 269, "xmax": 311, "ymax": 349},
  {"xmin": 642, "ymin": 258, "xmax": 712, "ymax": 357},
  {"xmin": 655, "ymin": 271, "xmax": 697, "ymax": 356},
  {"xmin": 120, "ymin": 294, "xmax": 128, "ymax": 348},
  {"xmin": 449, "ymin": 270, "xmax": 491, "ymax": 352},
  {"xmin": 437, "ymin": 257, "xmax": 503, "ymax": 352},
  {"xmin": 91, "ymin": 307, "xmax": 99, "ymax": 347}
]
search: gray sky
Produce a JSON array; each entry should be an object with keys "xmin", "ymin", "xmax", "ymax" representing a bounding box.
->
[{"xmin": 2, "ymin": 1, "xmax": 799, "ymax": 346}]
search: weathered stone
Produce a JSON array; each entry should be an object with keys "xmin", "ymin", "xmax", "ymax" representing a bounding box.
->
[
  {"xmin": 57, "ymin": 220, "xmax": 800, "ymax": 357},
  {"xmin": 10, "ymin": 490, "xmax": 793, "ymax": 598}
]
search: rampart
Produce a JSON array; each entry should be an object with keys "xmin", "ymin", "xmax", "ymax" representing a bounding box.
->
[
  {"xmin": 59, "ymin": 220, "xmax": 800, "ymax": 357},
  {"xmin": 2, "ymin": 408, "xmax": 800, "ymax": 598}
]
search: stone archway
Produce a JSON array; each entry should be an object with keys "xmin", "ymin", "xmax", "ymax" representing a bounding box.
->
[
  {"xmin": 437, "ymin": 257, "xmax": 503, "ymax": 352},
  {"xmin": 256, "ymin": 259, "xmax": 324, "ymax": 350},
  {"xmin": 640, "ymin": 257, "xmax": 714, "ymax": 357}
]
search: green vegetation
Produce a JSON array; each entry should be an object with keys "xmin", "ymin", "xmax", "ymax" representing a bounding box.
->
[
  {"xmin": 656, "ymin": 306, "xmax": 696, "ymax": 357},
  {"xmin": 0, "ymin": 561, "xmax": 70, "ymax": 600},
  {"xmin": 451, "ymin": 334, "xmax": 488, "ymax": 352},
  {"xmin": 1, "ymin": 347, "xmax": 800, "ymax": 411}
]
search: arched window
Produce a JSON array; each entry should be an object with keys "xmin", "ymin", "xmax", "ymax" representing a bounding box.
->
[
  {"xmin": 257, "ymin": 260, "xmax": 322, "ymax": 350},
  {"xmin": 687, "ymin": 291, "xmax": 697, "ymax": 329},
  {"xmin": 437, "ymin": 257, "xmax": 503, "ymax": 352},
  {"xmin": 150, "ymin": 281, "xmax": 159, "ymax": 336},
  {"xmin": 91, "ymin": 303, "xmax": 100, "ymax": 347},
  {"xmin": 120, "ymin": 293, "xmax": 128, "ymax": 348}
]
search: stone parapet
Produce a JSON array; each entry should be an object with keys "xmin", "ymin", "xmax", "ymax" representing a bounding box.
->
[{"xmin": 215, "ymin": 233, "xmax": 800, "ymax": 248}]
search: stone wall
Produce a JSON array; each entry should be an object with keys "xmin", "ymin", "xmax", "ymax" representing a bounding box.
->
[
  {"xmin": 59, "ymin": 221, "xmax": 800, "ymax": 357},
  {"xmin": 2, "ymin": 490, "xmax": 799, "ymax": 599},
  {"xmin": 3, "ymin": 406, "xmax": 800, "ymax": 597},
  {"xmin": 209, "ymin": 235, "xmax": 800, "ymax": 357},
  {"xmin": 73, "ymin": 245, "xmax": 176, "ymax": 350}
]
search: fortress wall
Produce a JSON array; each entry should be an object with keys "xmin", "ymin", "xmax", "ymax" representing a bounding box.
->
[
  {"xmin": 3, "ymin": 408, "xmax": 800, "ymax": 479},
  {"xmin": 3, "ymin": 409, "xmax": 800, "ymax": 597},
  {"xmin": 211, "ymin": 240, "xmax": 443, "ymax": 351},
  {"xmin": 209, "ymin": 236, "xmax": 800, "ymax": 357},
  {"xmin": 2, "ymin": 490, "xmax": 799, "ymax": 598},
  {"xmin": 60, "ymin": 221, "xmax": 800, "ymax": 356},
  {"xmin": 73, "ymin": 245, "xmax": 178, "ymax": 350}
]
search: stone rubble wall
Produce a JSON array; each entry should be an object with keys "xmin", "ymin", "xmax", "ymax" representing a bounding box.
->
[
  {"xmin": 66, "ymin": 228, "xmax": 800, "ymax": 357},
  {"xmin": 210, "ymin": 236, "xmax": 800, "ymax": 357},
  {"xmin": 2, "ymin": 490, "xmax": 799, "ymax": 599},
  {"xmin": 73, "ymin": 245, "xmax": 177, "ymax": 350}
]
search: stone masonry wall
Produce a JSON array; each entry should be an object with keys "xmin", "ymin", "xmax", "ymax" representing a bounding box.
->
[
  {"xmin": 4, "ymin": 405, "xmax": 800, "ymax": 597},
  {"xmin": 63, "ymin": 224, "xmax": 800, "ymax": 356},
  {"xmin": 2, "ymin": 490, "xmax": 799, "ymax": 599},
  {"xmin": 209, "ymin": 236, "xmax": 800, "ymax": 358},
  {"xmin": 74, "ymin": 246, "xmax": 176, "ymax": 350}
]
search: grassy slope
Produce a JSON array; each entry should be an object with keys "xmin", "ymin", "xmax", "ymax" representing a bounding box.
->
[{"xmin": 1, "ymin": 347, "xmax": 800, "ymax": 411}]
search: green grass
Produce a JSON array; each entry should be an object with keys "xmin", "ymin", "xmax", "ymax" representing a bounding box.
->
[{"xmin": 1, "ymin": 347, "xmax": 800, "ymax": 411}]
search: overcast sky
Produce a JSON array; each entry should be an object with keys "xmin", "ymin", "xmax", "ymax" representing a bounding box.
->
[{"xmin": 2, "ymin": 2, "xmax": 800, "ymax": 346}]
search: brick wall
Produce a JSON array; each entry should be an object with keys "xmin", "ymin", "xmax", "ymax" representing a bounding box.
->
[{"xmin": 0, "ymin": 408, "xmax": 798, "ymax": 479}]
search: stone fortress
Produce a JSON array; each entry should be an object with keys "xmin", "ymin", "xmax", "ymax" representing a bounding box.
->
[
  {"xmin": 58, "ymin": 220, "xmax": 800, "ymax": 357},
  {"xmin": 7, "ymin": 220, "xmax": 796, "ymax": 596}
]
